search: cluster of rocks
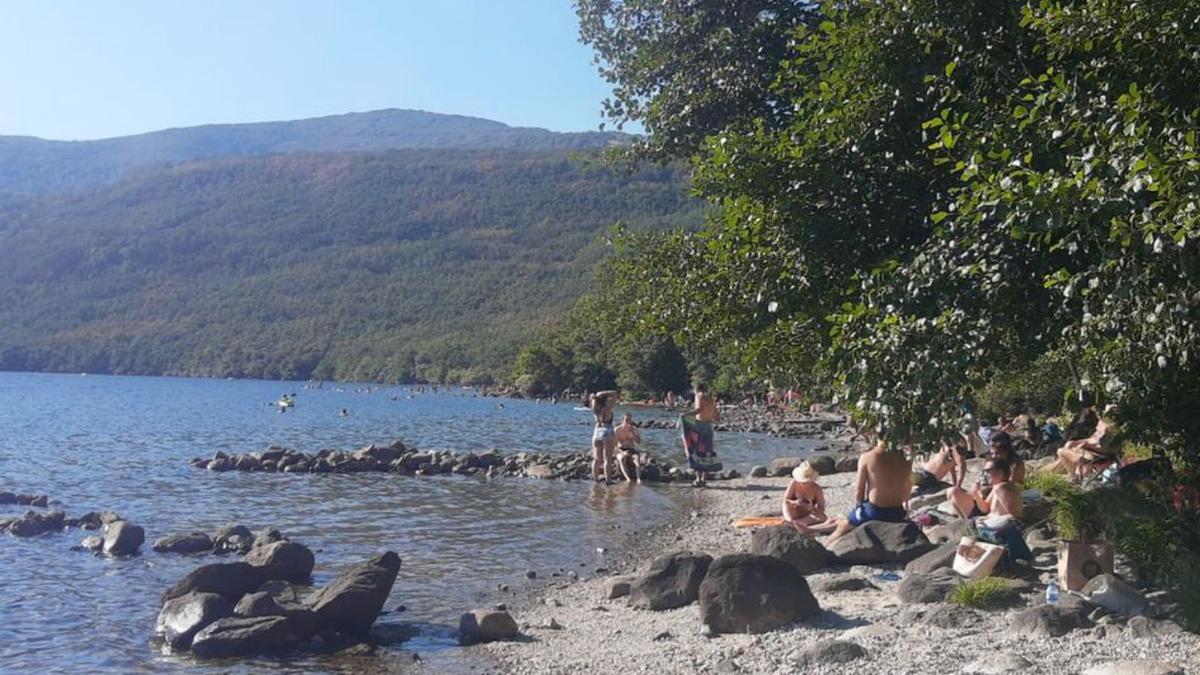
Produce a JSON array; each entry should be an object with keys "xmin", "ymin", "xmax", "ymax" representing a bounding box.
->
[
  {"xmin": 191, "ymin": 442, "xmax": 741, "ymax": 483},
  {"xmin": 749, "ymin": 453, "xmax": 860, "ymax": 478},
  {"xmin": 155, "ymin": 533, "xmax": 402, "ymax": 658},
  {"xmin": 1, "ymin": 494, "xmax": 144, "ymax": 556},
  {"xmin": 0, "ymin": 491, "xmax": 49, "ymax": 507},
  {"xmin": 600, "ymin": 521, "xmax": 941, "ymax": 639},
  {"xmin": 153, "ymin": 524, "xmax": 283, "ymax": 555}
]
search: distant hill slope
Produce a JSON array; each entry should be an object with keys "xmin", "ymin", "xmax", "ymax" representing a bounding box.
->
[
  {"xmin": 0, "ymin": 109, "xmax": 629, "ymax": 195},
  {"xmin": 0, "ymin": 149, "xmax": 700, "ymax": 382}
]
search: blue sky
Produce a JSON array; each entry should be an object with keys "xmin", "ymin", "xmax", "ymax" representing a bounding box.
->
[{"xmin": 0, "ymin": 1, "xmax": 622, "ymax": 140}]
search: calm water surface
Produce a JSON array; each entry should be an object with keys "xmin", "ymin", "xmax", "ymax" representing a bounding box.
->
[{"xmin": 0, "ymin": 373, "xmax": 821, "ymax": 673}]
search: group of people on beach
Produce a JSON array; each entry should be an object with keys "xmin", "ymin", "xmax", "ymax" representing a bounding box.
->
[
  {"xmin": 778, "ymin": 407, "xmax": 1123, "ymax": 561},
  {"xmin": 586, "ymin": 385, "xmax": 720, "ymax": 486}
]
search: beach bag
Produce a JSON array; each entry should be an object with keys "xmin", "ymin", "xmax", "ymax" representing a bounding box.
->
[
  {"xmin": 1057, "ymin": 540, "xmax": 1114, "ymax": 592},
  {"xmin": 953, "ymin": 536, "xmax": 1005, "ymax": 579}
]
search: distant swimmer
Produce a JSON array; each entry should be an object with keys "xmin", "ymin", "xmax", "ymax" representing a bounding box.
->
[
  {"xmin": 339, "ymin": 408, "xmax": 349, "ymax": 417},
  {"xmin": 497, "ymin": 403, "xmax": 505, "ymax": 410}
]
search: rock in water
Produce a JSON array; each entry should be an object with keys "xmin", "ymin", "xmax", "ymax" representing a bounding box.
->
[
  {"xmin": 212, "ymin": 524, "xmax": 253, "ymax": 553},
  {"xmin": 458, "ymin": 609, "xmax": 520, "ymax": 645},
  {"xmin": 749, "ymin": 525, "xmax": 830, "ymax": 575},
  {"xmin": 190, "ymin": 616, "xmax": 301, "ymax": 657},
  {"xmin": 6, "ymin": 510, "xmax": 65, "ymax": 537},
  {"xmin": 155, "ymin": 592, "xmax": 234, "ymax": 651},
  {"xmin": 243, "ymin": 540, "xmax": 315, "ymax": 583},
  {"xmin": 78, "ymin": 535, "xmax": 104, "ymax": 552},
  {"xmin": 234, "ymin": 591, "xmax": 318, "ymax": 637},
  {"xmin": 827, "ymin": 521, "xmax": 936, "ymax": 564},
  {"xmin": 153, "ymin": 532, "xmax": 213, "ymax": 554},
  {"xmin": 163, "ymin": 562, "xmax": 271, "ymax": 603},
  {"xmin": 698, "ymin": 554, "xmax": 820, "ymax": 634},
  {"xmin": 749, "ymin": 465, "xmax": 768, "ymax": 478},
  {"xmin": 627, "ymin": 551, "xmax": 713, "ymax": 611},
  {"xmin": 307, "ymin": 551, "xmax": 402, "ymax": 637},
  {"xmin": 793, "ymin": 640, "xmax": 867, "ymax": 667},
  {"xmin": 102, "ymin": 520, "xmax": 144, "ymax": 555}
]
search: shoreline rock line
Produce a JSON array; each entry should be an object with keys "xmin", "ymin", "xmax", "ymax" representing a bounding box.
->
[{"xmin": 190, "ymin": 441, "xmax": 778, "ymax": 483}]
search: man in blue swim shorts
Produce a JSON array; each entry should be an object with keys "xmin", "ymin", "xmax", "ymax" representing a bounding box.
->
[{"xmin": 827, "ymin": 441, "xmax": 913, "ymax": 543}]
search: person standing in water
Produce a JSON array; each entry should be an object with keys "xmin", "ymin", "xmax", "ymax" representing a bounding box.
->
[
  {"xmin": 590, "ymin": 390, "xmax": 619, "ymax": 483},
  {"xmin": 682, "ymin": 383, "xmax": 720, "ymax": 487}
]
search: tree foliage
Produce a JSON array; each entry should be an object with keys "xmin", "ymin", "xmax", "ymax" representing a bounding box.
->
[{"xmin": 566, "ymin": 0, "xmax": 1200, "ymax": 463}]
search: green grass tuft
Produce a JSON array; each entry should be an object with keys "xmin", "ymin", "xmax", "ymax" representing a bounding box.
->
[{"xmin": 951, "ymin": 577, "xmax": 1018, "ymax": 608}]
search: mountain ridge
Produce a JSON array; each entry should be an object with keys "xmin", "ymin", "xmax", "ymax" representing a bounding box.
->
[{"xmin": 0, "ymin": 108, "xmax": 630, "ymax": 195}]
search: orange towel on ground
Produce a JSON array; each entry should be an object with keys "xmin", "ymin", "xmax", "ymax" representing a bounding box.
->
[{"xmin": 731, "ymin": 516, "xmax": 786, "ymax": 528}]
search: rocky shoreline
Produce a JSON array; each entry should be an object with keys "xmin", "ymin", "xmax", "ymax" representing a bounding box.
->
[{"xmin": 476, "ymin": 469, "xmax": 1200, "ymax": 675}]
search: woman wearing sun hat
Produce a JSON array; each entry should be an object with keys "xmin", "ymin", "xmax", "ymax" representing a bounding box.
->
[{"xmin": 782, "ymin": 461, "xmax": 837, "ymax": 534}]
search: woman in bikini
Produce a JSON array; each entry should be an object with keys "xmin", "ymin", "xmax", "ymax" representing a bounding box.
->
[
  {"xmin": 782, "ymin": 462, "xmax": 838, "ymax": 534},
  {"xmin": 590, "ymin": 390, "xmax": 619, "ymax": 483}
]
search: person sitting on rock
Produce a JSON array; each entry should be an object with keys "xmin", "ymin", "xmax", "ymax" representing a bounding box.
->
[
  {"xmin": 614, "ymin": 413, "xmax": 645, "ymax": 483},
  {"xmin": 782, "ymin": 462, "xmax": 838, "ymax": 534},
  {"xmin": 946, "ymin": 430, "xmax": 1025, "ymax": 516},
  {"xmin": 912, "ymin": 435, "xmax": 968, "ymax": 496},
  {"xmin": 955, "ymin": 457, "xmax": 1034, "ymax": 562},
  {"xmin": 1049, "ymin": 405, "xmax": 1122, "ymax": 481},
  {"xmin": 826, "ymin": 441, "xmax": 913, "ymax": 543}
]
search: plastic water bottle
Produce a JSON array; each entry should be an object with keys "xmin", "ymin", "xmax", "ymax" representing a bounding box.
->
[{"xmin": 1046, "ymin": 578, "xmax": 1060, "ymax": 605}]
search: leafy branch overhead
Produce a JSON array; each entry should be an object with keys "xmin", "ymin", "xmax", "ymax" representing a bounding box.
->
[{"xmin": 560, "ymin": 0, "xmax": 1200, "ymax": 462}]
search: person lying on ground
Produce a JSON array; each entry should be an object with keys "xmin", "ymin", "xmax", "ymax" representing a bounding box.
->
[
  {"xmin": 1050, "ymin": 405, "xmax": 1122, "ymax": 480},
  {"xmin": 614, "ymin": 413, "xmax": 644, "ymax": 483},
  {"xmin": 826, "ymin": 441, "xmax": 913, "ymax": 544},
  {"xmin": 912, "ymin": 435, "xmax": 968, "ymax": 496},
  {"xmin": 782, "ymin": 462, "xmax": 838, "ymax": 534}
]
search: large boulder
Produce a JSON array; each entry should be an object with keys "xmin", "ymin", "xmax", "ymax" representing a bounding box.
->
[
  {"xmin": 749, "ymin": 526, "xmax": 830, "ymax": 575},
  {"xmin": 628, "ymin": 551, "xmax": 713, "ymax": 611},
  {"xmin": 243, "ymin": 540, "xmax": 315, "ymax": 584},
  {"xmin": 698, "ymin": 554, "xmax": 820, "ymax": 634},
  {"xmin": 251, "ymin": 528, "xmax": 284, "ymax": 550},
  {"xmin": 458, "ymin": 609, "xmax": 520, "ymax": 645},
  {"xmin": 827, "ymin": 521, "xmax": 936, "ymax": 565},
  {"xmin": 904, "ymin": 543, "xmax": 957, "ymax": 575},
  {"xmin": 768, "ymin": 457, "xmax": 805, "ymax": 477},
  {"xmin": 234, "ymin": 591, "xmax": 318, "ymax": 637},
  {"xmin": 102, "ymin": 520, "xmax": 144, "ymax": 556},
  {"xmin": 806, "ymin": 454, "xmax": 836, "ymax": 475},
  {"xmin": 307, "ymin": 551, "xmax": 402, "ymax": 637},
  {"xmin": 163, "ymin": 562, "xmax": 272, "ymax": 603},
  {"xmin": 155, "ymin": 592, "xmax": 233, "ymax": 650},
  {"xmin": 153, "ymin": 532, "xmax": 213, "ymax": 554},
  {"xmin": 190, "ymin": 616, "xmax": 302, "ymax": 657}
]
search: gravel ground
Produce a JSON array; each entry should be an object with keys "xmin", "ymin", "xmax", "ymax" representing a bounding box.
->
[{"xmin": 469, "ymin": 471, "xmax": 1200, "ymax": 675}]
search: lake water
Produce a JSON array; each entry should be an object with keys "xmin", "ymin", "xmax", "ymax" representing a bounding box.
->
[{"xmin": 0, "ymin": 372, "xmax": 822, "ymax": 673}]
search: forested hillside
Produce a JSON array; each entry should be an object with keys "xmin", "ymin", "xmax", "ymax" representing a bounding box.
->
[
  {"xmin": 0, "ymin": 149, "xmax": 700, "ymax": 382},
  {"xmin": 0, "ymin": 108, "xmax": 628, "ymax": 195}
]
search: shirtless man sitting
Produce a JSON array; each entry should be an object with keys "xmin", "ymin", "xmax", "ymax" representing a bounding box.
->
[
  {"xmin": 953, "ymin": 457, "xmax": 1033, "ymax": 561},
  {"xmin": 826, "ymin": 442, "xmax": 913, "ymax": 543},
  {"xmin": 912, "ymin": 435, "xmax": 967, "ymax": 496},
  {"xmin": 614, "ymin": 413, "xmax": 645, "ymax": 483}
]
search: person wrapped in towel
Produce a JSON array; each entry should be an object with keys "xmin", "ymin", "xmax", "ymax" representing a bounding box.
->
[{"xmin": 680, "ymin": 383, "xmax": 721, "ymax": 487}]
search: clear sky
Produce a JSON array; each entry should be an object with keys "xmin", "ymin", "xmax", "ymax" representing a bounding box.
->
[{"xmin": 0, "ymin": 0, "xmax": 621, "ymax": 140}]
